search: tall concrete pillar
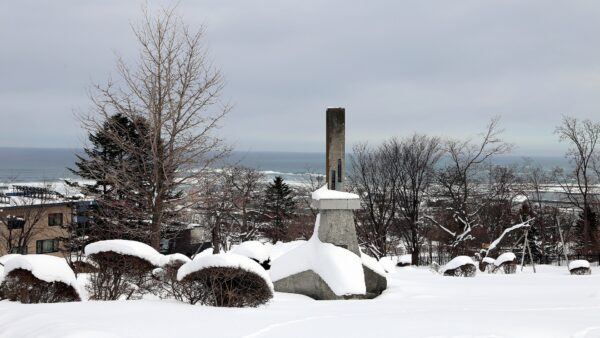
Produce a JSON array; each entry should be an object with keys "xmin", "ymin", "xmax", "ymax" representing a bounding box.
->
[{"xmin": 326, "ymin": 108, "xmax": 345, "ymax": 192}]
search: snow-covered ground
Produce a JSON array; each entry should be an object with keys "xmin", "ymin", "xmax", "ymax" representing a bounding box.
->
[{"xmin": 1, "ymin": 265, "xmax": 600, "ymax": 337}]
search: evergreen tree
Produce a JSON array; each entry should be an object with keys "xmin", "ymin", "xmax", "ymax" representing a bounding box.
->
[
  {"xmin": 573, "ymin": 205, "xmax": 599, "ymax": 255},
  {"xmin": 516, "ymin": 202, "xmax": 543, "ymax": 263},
  {"xmin": 263, "ymin": 176, "xmax": 296, "ymax": 243},
  {"xmin": 68, "ymin": 114, "xmax": 155, "ymax": 242}
]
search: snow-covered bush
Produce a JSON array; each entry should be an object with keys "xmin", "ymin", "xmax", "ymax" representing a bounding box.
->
[
  {"xmin": 177, "ymin": 253, "xmax": 273, "ymax": 307},
  {"xmin": 492, "ymin": 252, "xmax": 517, "ymax": 274},
  {"xmin": 441, "ymin": 256, "xmax": 476, "ymax": 277},
  {"xmin": 85, "ymin": 240, "xmax": 165, "ymax": 300},
  {"xmin": 230, "ymin": 241, "xmax": 271, "ymax": 270},
  {"xmin": 0, "ymin": 255, "xmax": 81, "ymax": 303},
  {"xmin": 396, "ymin": 254, "xmax": 412, "ymax": 267},
  {"xmin": 479, "ymin": 257, "xmax": 495, "ymax": 272},
  {"xmin": 153, "ymin": 253, "xmax": 192, "ymax": 301},
  {"xmin": 569, "ymin": 260, "xmax": 591, "ymax": 275}
]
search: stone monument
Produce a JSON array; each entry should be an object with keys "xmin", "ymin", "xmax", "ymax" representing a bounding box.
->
[{"xmin": 269, "ymin": 107, "xmax": 387, "ymax": 300}]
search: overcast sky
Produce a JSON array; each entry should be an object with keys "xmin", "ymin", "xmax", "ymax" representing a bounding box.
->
[{"xmin": 1, "ymin": 1, "xmax": 599, "ymax": 155}]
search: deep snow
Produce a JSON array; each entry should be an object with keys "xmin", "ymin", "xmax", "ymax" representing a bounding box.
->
[{"xmin": 1, "ymin": 265, "xmax": 599, "ymax": 337}]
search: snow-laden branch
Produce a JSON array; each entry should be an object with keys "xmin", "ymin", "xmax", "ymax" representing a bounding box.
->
[{"xmin": 485, "ymin": 219, "xmax": 533, "ymax": 255}]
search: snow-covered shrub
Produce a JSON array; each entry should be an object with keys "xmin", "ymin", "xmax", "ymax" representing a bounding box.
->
[
  {"xmin": 479, "ymin": 257, "xmax": 495, "ymax": 272},
  {"xmin": 230, "ymin": 241, "xmax": 271, "ymax": 270},
  {"xmin": 396, "ymin": 254, "xmax": 412, "ymax": 267},
  {"xmin": 441, "ymin": 256, "xmax": 476, "ymax": 277},
  {"xmin": 177, "ymin": 253, "xmax": 273, "ymax": 307},
  {"xmin": 0, "ymin": 255, "xmax": 81, "ymax": 303},
  {"xmin": 85, "ymin": 240, "xmax": 165, "ymax": 300},
  {"xmin": 153, "ymin": 253, "xmax": 192, "ymax": 301},
  {"xmin": 492, "ymin": 252, "xmax": 517, "ymax": 274},
  {"xmin": 569, "ymin": 260, "xmax": 591, "ymax": 275}
]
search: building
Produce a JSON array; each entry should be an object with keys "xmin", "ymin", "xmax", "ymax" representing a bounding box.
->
[{"xmin": 0, "ymin": 185, "xmax": 75, "ymax": 257}]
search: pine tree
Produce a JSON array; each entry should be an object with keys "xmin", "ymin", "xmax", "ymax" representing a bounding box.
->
[
  {"xmin": 68, "ymin": 114, "xmax": 154, "ymax": 242},
  {"xmin": 263, "ymin": 176, "xmax": 296, "ymax": 243},
  {"xmin": 573, "ymin": 205, "xmax": 599, "ymax": 255}
]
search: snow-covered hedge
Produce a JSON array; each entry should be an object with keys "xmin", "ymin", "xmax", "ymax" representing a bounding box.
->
[
  {"xmin": 441, "ymin": 256, "xmax": 476, "ymax": 277},
  {"xmin": 177, "ymin": 253, "xmax": 273, "ymax": 307},
  {"xmin": 569, "ymin": 260, "xmax": 591, "ymax": 275},
  {"xmin": 0, "ymin": 255, "xmax": 81, "ymax": 303}
]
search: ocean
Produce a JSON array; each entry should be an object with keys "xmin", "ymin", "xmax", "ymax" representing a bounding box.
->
[{"xmin": 0, "ymin": 147, "xmax": 570, "ymax": 184}]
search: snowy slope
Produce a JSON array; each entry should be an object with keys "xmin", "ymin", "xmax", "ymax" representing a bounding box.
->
[{"xmin": 1, "ymin": 265, "xmax": 599, "ymax": 337}]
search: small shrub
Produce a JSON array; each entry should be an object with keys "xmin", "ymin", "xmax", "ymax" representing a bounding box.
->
[
  {"xmin": 443, "ymin": 264, "xmax": 476, "ymax": 277},
  {"xmin": 179, "ymin": 266, "xmax": 273, "ymax": 307},
  {"xmin": 153, "ymin": 260, "xmax": 188, "ymax": 301},
  {"xmin": 0, "ymin": 269, "xmax": 80, "ymax": 303},
  {"xmin": 87, "ymin": 251, "xmax": 156, "ymax": 300}
]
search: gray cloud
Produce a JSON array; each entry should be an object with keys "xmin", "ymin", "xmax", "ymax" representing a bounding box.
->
[{"xmin": 1, "ymin": 0, "xmax": 599, "ymax": 156}]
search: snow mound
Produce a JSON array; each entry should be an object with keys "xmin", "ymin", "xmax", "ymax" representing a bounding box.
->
[
  {"xmin": 3, "ymin": 255, "xmax": 78, "ymax": 289},
  {"xmin": 164, "ymin": 253, "xmax": 191, "ymax": 265},
  {"xmin": 312, "ymin": 185, "xmax": 359, "ymax": 200},
  {"xmin": 442, "ymin": 256, "xmax": 476, "ymax": 273},
  {"xmin": 177, "ymin": 253, "xmax": 273, "ymax": 291},
  {"xmin": 569, "ymin": 260, "xmax": 590, "ymax": 270},
  {"xmin": 495, "ymin": 252, "xmax": 516, "ymax": 266},
  {"xmin": 269, "ymin": 240, "xmax": 305, "ymax": 261},
  {"xmin": 270, "ymin": 214, "xmax": 366, "ymax": 296},
  {"xmin": 230, "ymin": 241, "xmax": 270, "ymax": 263},
  {"xmin": 85, "ymin": 240, "xmax": 166, "ymax": 267},
  {"xmin": 361, "ymin": 252, "xmax": 386, "ymax": 276}
]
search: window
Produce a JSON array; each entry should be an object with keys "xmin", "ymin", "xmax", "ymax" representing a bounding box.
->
[
  {"xmin": 36, "ymin": 239, "xmax": 59, "ymax": 254},
  {"xmin": 6, "ymin": 216, "xmax": 25, "ymax": 230},
  {"xmin": 48, "ymin": 213, "xmax": 63, "ymax": 226}
]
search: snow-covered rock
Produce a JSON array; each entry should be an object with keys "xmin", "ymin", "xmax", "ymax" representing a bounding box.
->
[
  {"xmin": 177, "ymin": 253, "xmax": 274, "ymax": 291},
  {"xmin": 3, "ymin": 255, "xmax": 78, "ymax": 290},
  {"xmin": 230, "ymin": 241, "xmax": 270, "ymax": 263},
  {"xmin": 270, "ymin": 214, "xmax": 366, "ymax": 296},
  {"xmin": 85, "ymin": 240, "xmax": 166, "ymax": 267},
  {"xmin": 495, "ymin": 252, "xmax": 517, "ymax": 266},
  {"xmin": 361, "ymin": 252, "xmax": 386, "ymax": 277}
]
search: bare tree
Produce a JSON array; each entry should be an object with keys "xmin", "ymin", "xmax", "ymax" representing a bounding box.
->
[
  {"xmin": 389, "ymin": 135, "xmax": 442, "ymax": 265},
  {"xmin": 221, "ymin": 166, "xmax": 265, "ymax": 242},
  {"xmin": 426, "ymin": 117, "xmax": 512, "ymax": 253},
  {"xmin": 80, "ymin": 6, "xmax": 230, "ymax": 249},
  {"xmin": 349, "ymin": 143, "xmax": 399, "ymax": 258},
  {"xmin": 554, "ymin": 116, "xmax": 600, "ymax": 254}
]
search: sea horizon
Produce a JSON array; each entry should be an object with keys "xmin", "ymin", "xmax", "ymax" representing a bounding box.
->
[{"xmin": 0, "ymin": 146, "xmax": 571, "ymax": 184}]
